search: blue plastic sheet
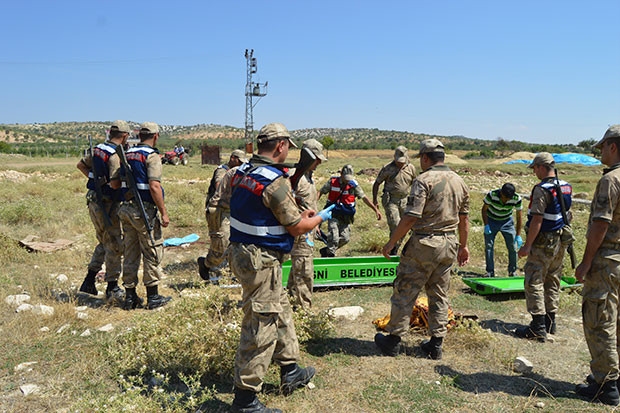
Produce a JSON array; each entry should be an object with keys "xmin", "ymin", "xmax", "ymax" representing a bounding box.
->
[
  {"xmin": 505, "ymin": 153, "xmax": 601, "ymax": 166},
  {"xmin": 163, "ymin": 233, "xmax": 200, "ymax": 247}
]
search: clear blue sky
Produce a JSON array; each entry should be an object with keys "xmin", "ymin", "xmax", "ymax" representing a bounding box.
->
[{"xmin": 2, "ymin": 1, "xmax": 618, "ymax": 144}]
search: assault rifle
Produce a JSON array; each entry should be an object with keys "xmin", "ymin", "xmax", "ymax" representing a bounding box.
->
[
  {"xmin": 290, "ymin": 146, "xmax": 318, "ymax": 192},
  {"xmin": 116, "ymin": 144, "xmax": 157, "ymax": 254},
  {"xmin": 88, "ymin": 135, "xmax": 112, "ymax": 227},
  {"xmin": 554, "ymin": 168, "xmax": 576, "ymax": 269}
]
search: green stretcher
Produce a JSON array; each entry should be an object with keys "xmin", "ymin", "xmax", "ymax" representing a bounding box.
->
[
  {"xmin": 461, "ymin": 276, "xmax": 580, "ymax": 296},
  {"xmin": 281, "ymin": 255, "xmax": 399, "ymax": 288}
]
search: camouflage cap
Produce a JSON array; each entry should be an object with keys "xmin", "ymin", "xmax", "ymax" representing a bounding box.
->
[
  {"xmin": 140, "ymin": 122, "xmax": 160, "ymax": 134},
  {"xmin": 528, "ymin": 152, "xmax": 555, "ymax": 168},
  {"xmin": 593, "ymin": 124, "xmax": 620, "ymax": 149},
  {"xmin": 256, "ymin": 122, "xmax": 298, "ymax": 148},
  {"xmin": 230, "ymin": 149, "xmax": 248, "ymax": 163},
  {"xmin": 394, "ymin": 145, "xmax": 408, "ymax": 163},
  {"xmin": 341, "ymin": 164, "xmax": 354, "ymax": 181},
  {"xmin": 302, "ymin": 138, "xmax": 327, "ymax": 161},
  {"xmin": 110, "ymin": 120, "xmax": 131, "ymax": 134},
  {"xmin": 415, "ymin": 139, "xmax": 444, "ymax": 158}
]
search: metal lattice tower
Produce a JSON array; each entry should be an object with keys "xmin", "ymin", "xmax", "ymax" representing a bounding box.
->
[{"xmin": 244, "ymin": 49, "xmax": 267, "ymax": 153}]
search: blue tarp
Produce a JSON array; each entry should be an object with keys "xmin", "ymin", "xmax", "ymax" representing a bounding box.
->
[
  {"xmin": 505, "ymin": 153, "xmax": 601, "ymax": 166},
  {"xmin": 163, "ymin": 233, "xmax": 200, "ymax": 247}
]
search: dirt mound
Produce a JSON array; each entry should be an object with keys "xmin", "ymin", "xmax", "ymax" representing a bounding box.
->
[{"xmin": 492, "ymin": 151, "xmax": 536, "ymax": 164}]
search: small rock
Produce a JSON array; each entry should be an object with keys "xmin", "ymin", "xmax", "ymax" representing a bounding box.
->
[
  {"xmin": 56, "ymin": 274, "xmax": 69, "ymax": 283},
  {"xmin": 15, "ymin": 361, "xmax": 38, "ymax": 372},
  {"xmin": 75, "ymin": 306, "xmax": 88, "ymax": 312},
  {"xmin": 40, "ymin": 326, "xmax": 49, "ymax": 332},
  {"xmin": 76, "ymin": 312, "xmax": 88, "ymax": 320},
  {"xmin": 98, "ymin": 323, "xmax": 114, "ymax": 332},
  {"xmin": 307, "ymin": 382, "xmax": 316, "ymax": 390},
  {"xmin": 16, "ymin": 303, "xmax": 34, "ymax": 313},
  {"xmin": 57, "ymin": 324, "xmax": 71, "ymax": 334},
  {"xmin": 32, "ymin": 304, "xmax": 54, "ymax": 316},
  {"xmin": 20, "ymin": 384, "xmax": 40, "ymax": 395},
  {"xmin": 514, "ymin": 356, "xmax": 533, "ymax": 374},
  {"xmin": 5, "ymin": 294, "xmax": 31, "ymax": 306},
  {"xmin": 328, "ymin": 306, "xmax": 364, "ymax": 321},
  {"xmin": 534, "ymin": 401, "xmax": 545, "ymax": 408},
  {"xmin": 80, "ymin": 329, "xmax": 91, "ymax": 337}
]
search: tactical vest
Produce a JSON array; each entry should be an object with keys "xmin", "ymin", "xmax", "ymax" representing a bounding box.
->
[
  {"xmin": 229, "ymin": 163, "xmax": 294, "ymax": 252},
  {"xmin": 87, "ymin": 142, "xmax": 120, "ymax": 201},
  {"xmin": 526, "ymin": 179, "xmax": 572, "ymax": 232},
  {"xmin": 122, "ymin": 145, "xmax": 163, "ymax": 204},
  {"xmin": 325, "ymin": 177, "xmax": 357, "ymax": 216}
]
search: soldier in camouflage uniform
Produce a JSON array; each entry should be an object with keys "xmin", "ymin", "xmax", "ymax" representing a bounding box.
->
[
  {"xmin": 374, "ymin": 139, "xmax": 470, "ymax": 360},
  {"xmin": 117, "ymin": 122, "xmax": 171, "ymax": 310},
  {"xmin": 372, "ymin": 145, "xmax": 417, "ymax": 255},
  {"xmin": 197, "ymin": 149, "xmax": 247, "ymax": 283},
  {"xmin": 228, "ymin": 123, "xmax": 333, "ymax": 413},
  {"xmin": 515, "ymin": 152, "xmax": 572, "ymax": 342},
  {"xmin": 574, "ymin": 125, "xmax": 620, "ymax": 406},
  {"xmin": 318, "ymin": 164, "xmax": 382, "ymax": 257},
  {"xmin": 76, "ymin": 120, "xmax": 130, "ymax": 302},
  {"xmin": 288, "ymin": 139, "xmax": 327, "ymax": 310}
]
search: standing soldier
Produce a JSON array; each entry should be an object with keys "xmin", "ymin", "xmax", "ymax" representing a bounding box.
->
[
  {"xmin": 318, "ymin": 164, "xmax": 382, "ymax": 257},
  {"xmin": 374, "ymin": 139, "xmax": 470, "ymax": 360},
  {"xmin": 228, "ymin": 123, "xmax": 332, "ymax": 412},
  {"xmin": 372, "ymin": 145, "xmax": 417, "ymax": 255},
  {"xmin": 118, "ymin": 122, "xmax": 171, "ymax": 310},
  {"xmin": 197, "ymin": 149, "xmax": 247, "ymax": 282},
  {"xmin": 288, "ymin": 138, "xmax": 327, "ymax": 310},
  {"xmin": 515, "ymin": 152, "xmax": 572, "ymax": 341},
  {"xmin": 481, "ymin": 182, "xmax": 523, "ymax": 277},
  {"xmin": 574, "ymin": 125, "xmax": 620, "ymax": 406},
  {"xmin": 76, "ymin": 120, "xmax": 130, "ymax": 302}
]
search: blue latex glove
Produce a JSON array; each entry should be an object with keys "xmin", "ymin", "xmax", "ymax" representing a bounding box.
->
[
  {"xmin": 515, "ymin": 235, "xmax": 524, "ymax": 248},
  {"xmin": 484, "ymin": 224, "xmax": 492, "ymax": 235},
  {"xmin": 318, "ymin": 204, "xmax": 335, "ymax": 222}
]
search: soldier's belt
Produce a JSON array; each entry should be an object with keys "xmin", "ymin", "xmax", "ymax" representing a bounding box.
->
[{"xmin": 601, "ymin": 242, "xmax": 620, "ymax": 250}]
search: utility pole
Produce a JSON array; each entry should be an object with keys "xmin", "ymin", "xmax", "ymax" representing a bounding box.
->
[{"xmin": 244, "ymin": 49, "xmax": 267, "ymax": 154}]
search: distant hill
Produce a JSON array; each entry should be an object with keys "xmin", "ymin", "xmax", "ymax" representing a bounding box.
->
[{"xmin": 0, "ymin": 121, "xmax": 594, "ymax": 157}]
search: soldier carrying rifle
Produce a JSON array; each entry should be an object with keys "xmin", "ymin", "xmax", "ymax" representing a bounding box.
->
[{"xmin": 117, "ymin": 122, "xmax": 171, "ymax": 310}]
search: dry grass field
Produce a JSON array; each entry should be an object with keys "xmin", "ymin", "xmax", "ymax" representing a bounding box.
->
[{"xmin": 0, "ymin": 150, "xmax": 613, "ymax": 412}]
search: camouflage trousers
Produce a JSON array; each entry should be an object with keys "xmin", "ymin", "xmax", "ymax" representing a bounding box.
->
[
  {"xmin": 382, "ymin": 193, "xmax": 407, "ymax": 250},
  {"xmin": 288, "ymin": 235, "xmax": 315, "ymax": 310},
  {"xmin": 229, "ymin": 242, "xmax": 300, "ymax": 392},
  {"xmin": 326, "ymin": 216, "xmax": 352, "ymax": 255},
  {"xmin": 523, "ymin": 231, "xmax": 564, "ymax": 315},
  {"xmin": 118, "ymin": 201, "xmax": 164, "ymax": 288},
  {"xmin": 205, "ymin": 207, "xmax": 230, "ymax": 268},
  {"xmin": 386, "ymin": 232, "xmax": 458, "ymax": 338},
  {"xmin": 87, "ymin": 199, "xmax": 122, "ymax": 282},
  {"xmin": 582, "ymin": 246, "xmax": 620, "ymax": 383}
]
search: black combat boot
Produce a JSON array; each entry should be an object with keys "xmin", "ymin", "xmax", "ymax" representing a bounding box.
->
[
  {"xmin": 105, "ymin": 280, "xmax": 125, "ymax": 303},
  {"xmin": 514, "ymin": 314, "xmax": 547, "ymax": 342},
  {"xmin": 196, "ymin": 257, "xmax": 211, "ymax": 281},
  {"xmin": 374, "ymin": 333, "xmax": 401, "ymax": 357},
  {"xmin": 146, "ymin": 286, "xmax": 171, "ymax": 310},
  {"xmin": 576, "ymin": 380, "xmax": 620, "ymax": 406},
  {"xmin": 280, "ymin": 364, "xmax": 316, "ymax": 395},
  {"xmin": 79, "ymin": 269, "xmax": 98, "ymax": 295},
  {"xmin": 123, "ymin": 287, "xmax": 144, "ymax": 310},
  {"xmin": 545, "ymin": 312, "xmax": 556, "ymax": 334},
  {"xmin": 420, "ymin": 336, "xmax": 443, "ymax": 360},
  {"xmin": 231, "ymin": 388, "xmax": 282, "ymax": 413}
]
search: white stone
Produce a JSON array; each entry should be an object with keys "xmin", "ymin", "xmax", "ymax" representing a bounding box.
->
[
  {"xmin": 40, "ymin": 327, "xmax": 49, "ymax": 332},
  {"xmin": 307, "ymin": 382, "xmax": 316, "ymax": 390},
  {"xmin": 76, "ymin": 312, "xmax": 88, "ymax": 320},
  {"xmin": 15, "ymin": 361, "xmax": 38, "ymax": 372},
  {"xmin": 57, "ymin": 324, "xmax": 70, "ymax": 334},
  {"xmin": 5, "ymin": 294, "xmax": 31, "ymax": 306},
  {"xmin": 514, "ymin": 356, "xmax": 533, "ymax": 374},
  {"xmin": 75, "ymin": 306, "xmax": 88, "ymax": 312},
  {"xmin": 20, "ymin": 384, "xmax": 40, "ymax": 395},
  {"xmin": 16, "ymin": 303, "xmax": 34, "ymax": 313},
  {"xmin": 534, "ymin": 401, "xmax": 545, "ymax": 408},
  {"xmin": 56, "ymin": 274, "xmax": 68, "ymax": 283},
  {"xmin": 328, "ymin": 306, "xmax": 364, "ymax": 321},
  {"xmin": 32, "ymin": 304, "xmax": 54, "ymax": 316},
  {"xmin": 98, "ymin": 323, "xmax": 114, "ymax": 332},
  {"xmin": 80, "ymin": 329, "xmax": 91, "ymax": 337}
]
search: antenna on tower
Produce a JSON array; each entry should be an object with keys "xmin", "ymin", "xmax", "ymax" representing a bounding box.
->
[{"xmin": 244, "ymin": 49, "xmax": 268, "ymax": 154}]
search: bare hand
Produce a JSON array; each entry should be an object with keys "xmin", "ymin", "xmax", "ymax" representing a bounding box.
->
[
  {"xmin": 381, "ymin": 242, "xmax": 394, "ymax": 259},
  {"xmin": 457, "ymin": 246, "xmax": 470, "ymax": 266},
  {"xmin": 575, "ymin": 262, "xmax": 589, "ymax": 283},
  {"xmin": 518, "ymin": 245, "xmax": 530, "ymax": 258},
  {"xmin": 160, "ymin": 213, "xmax": 170, "ymax": 228}
]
